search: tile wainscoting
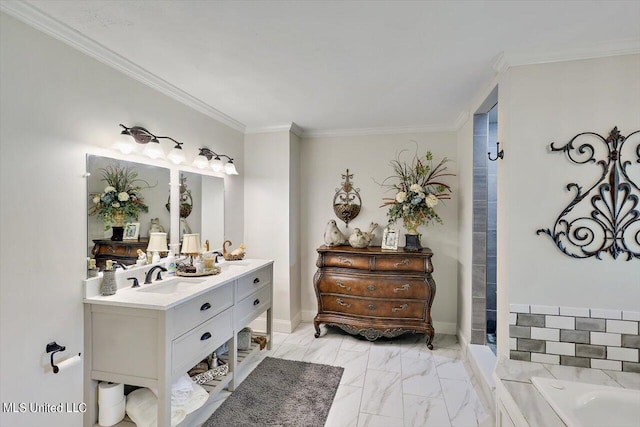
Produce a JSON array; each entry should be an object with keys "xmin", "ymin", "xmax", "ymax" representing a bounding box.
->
[{"xmin": 509, "ymin": 304, "xmax": 640, "ymax": 372}]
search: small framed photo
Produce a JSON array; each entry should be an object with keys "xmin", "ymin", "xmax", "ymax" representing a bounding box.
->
[
  {"xmin": 381, "ymin": 227, "xmax": 399, "ymax": 250},
  {"xmin": 123, "ymin": 222, "xmax": 140, "ymax": 240}
]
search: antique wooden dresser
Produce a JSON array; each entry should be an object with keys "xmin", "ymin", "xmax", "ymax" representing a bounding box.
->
[
  {"xmin": 91, "ymin": 238, "xmax": 149, "ymax": 269},
  {"xmin": 313, "ymin": 245, "xmax": 436, "ymax": 348}
]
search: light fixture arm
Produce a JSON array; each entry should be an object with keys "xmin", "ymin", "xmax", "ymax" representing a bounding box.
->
[
  {"xmin": 198, "ymin": 148, "xmax": 233, "ymax": 162},
  {"xmin": 119, "ymin": 124, "xmax": 183, "ymax": 148}
]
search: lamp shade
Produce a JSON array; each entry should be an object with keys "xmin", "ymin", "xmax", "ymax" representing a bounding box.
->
[
  {"xmin": 181, "ymin": 233, "xmax": 201, "ymax": 255},
  {"xmin": 210, "ymin": 157, "xmax": 224, "ymax": 172},
  {"xmin": 224, "ymin": 161, "xmax": 239, "ymax": 175},
  {"xmin": 115, "ymin": 132, "xmax": 136, "ymax": 154},
  {"xmin": 144, "ymin": 142, "xmax": 164, "ymax": 159},
  {"xmin": 193, "ymin": 154, "xmax": 209, "ymax": 169},
  {"xmin": 167, "ymin": 147, "xmax": 186, "ymax": 164},
  {"xmin": 147, "ymin": 232, "xmax": 168, "ymax": 252}
]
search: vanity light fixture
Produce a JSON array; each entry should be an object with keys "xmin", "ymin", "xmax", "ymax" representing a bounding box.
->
[
  {"xmin": 198, "ymin": 148, "xmax": 239, "ymax": 175},
  {"xmin": 118, "ymin": 124, "xmax": 185, "ymax": 163}
]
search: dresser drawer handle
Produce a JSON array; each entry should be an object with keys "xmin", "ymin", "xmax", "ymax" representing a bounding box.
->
[
  {"xmin": 337, "ymin": 256, "xmax": 353, "ymax": 266},
  {"xmin": 253, "ymin": 277, "xmax": 260, "ymax": 284},
  {"xmin": 367, "ymin": 284, "xmax": 376, "ymax": 291},
  {"xmin": 336, "ymin": 281, "xmax": 351, "ymax": 291},
  {"xmin": 200, "ymin": 332, "xmax": 212, "ymax": 341},
  {"xmin": 392, "ymin": 304, "xmax": 408, "ymax": 313},
  {"xmin": 253, "ymin": 299, "xmax": 260, "ymax": 306},
  {"xmin": 394, "ymin": 259, "xmax": 410, "ymax": 268},
  {"xmin": 336, "ymin": 298, "xmax": 351, "ymax": 308},
  {"xmin": 200, "ymin": 302, "xmax": 211, "ymax": 311},
  {"xmin": 393, "ymin": 284, "xmax": 411, "ymax": 293},
  {"xmin": 367, "ymin": 304, "xmax": 376, "ymax": 311}
]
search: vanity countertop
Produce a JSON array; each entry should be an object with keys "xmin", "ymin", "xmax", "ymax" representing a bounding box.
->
[
  {"xmin": 83, "ymin": 259, "xmax": 273, "ymax": 310},
  {"xmin": 494, "ymin": 357, "xmax": 640, "ymax": 426}
]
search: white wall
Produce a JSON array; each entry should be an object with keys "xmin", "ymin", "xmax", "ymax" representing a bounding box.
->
[
  {"xmin": 244, "ymin": 130, "xmax": 301, "ymax": 332},
  {"xmin": 456, "ymin": 54, "xmax": 640, "ymax": 358},
  {"xmin": 300, "ymin": 132, "xmax": 459, "ymax": 333},
  {"xmin": 0, "ymin": 13, "xmax": 244, "ymax": 427}
]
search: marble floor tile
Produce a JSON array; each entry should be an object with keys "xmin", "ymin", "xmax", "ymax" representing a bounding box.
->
[
  {"xmin": 403, "ymin": 395, "xmax": 451, "ymax": 427},
  {"xmin": 325, "ymin": 385, "xmax": 363, "ymax": 427},
  {"xmin": 282, "ymin": 323, "xmax": 317, "ymax": 347},
  {"xmin": 270, "ymin": 331, "xmax": 289, "ymax": 347},
  {"xmin": 440, "ymin": 378, "xmax": 490, "ymax": 427},
  {"xmin": 401, "ymin": 340, "xmax": 435, "ymax": 361},
  {"xmin": 271, "ymin": 343, "xmax": 307, "ymax": 361},
  {"xmin": 341, "ymin": 335, "xmax": 373, "ymax": 352},
  {"xmin": 433, "ymin": 334, "xmax": 461, "ymax": 349},
  {"xmin": 335, "ymin": 349, "xmax": 370, "ymax": 387},
  {"xmin": 401, "ymin": 357, "xmax": 443, "ymax": 398},
  {"xmin": 368, "ymin": 343, "xmax": 402, "ymax": 373},
  {"xmin": 357, "ymin": 413, "xmax": 404, "ymax": 427},
  {"xmin": 435, "ymin": 354, "xmax": 471, "ymax": 381},
  {"xmin": 302, "ymin": 337, "xmax": 341, "ymax": 365},
  {"xmin": 360, "ymin": 369, "xmax": 404, "ymax": 418}
]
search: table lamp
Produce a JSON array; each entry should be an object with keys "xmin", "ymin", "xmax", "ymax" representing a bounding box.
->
[
  {"xmin": 181, "ymin": 233, "xmax": 201, "ymax": 273},
  {"xmin": 147, "ymin": 232, "xmax": 168, "ymax": 264}
]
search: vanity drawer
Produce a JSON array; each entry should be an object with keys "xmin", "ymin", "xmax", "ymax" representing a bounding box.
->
[
  {"xmin": 316, "ymin": 273, "xmax": 429, "ymax": 299},
  {"xmin": 322, "ymin": 253, "xmax": 371, "ymax": 270},
  {"xmin": 320, "ymin": 294, "xmax": 425, "ymax": 320},
  {"xmin": 172, "ymin": 307, "xmax": 233, "ymax": 377},
  {"xmin": 171, "ymin": 283, "xmax": 233, "ymax": 338},
  {"xmin": 236, "ymin": 265, "xmax": 272, "ymax": 301},
  {"xmin": 235, "ymin": 285, "xmax": 271, "ymax": 329}
]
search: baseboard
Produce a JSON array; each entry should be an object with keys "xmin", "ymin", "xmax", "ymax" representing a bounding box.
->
[
  {"xmin": 249, "ymin": 311, "xmax": 301, "ymax": 334},
  {"xmin": 301, "ymin": 310, "xmax": 316, "ymax": 322},
  {"xmin": 458, "ymin": 328, "xmax": 469, "ymax": 358}
]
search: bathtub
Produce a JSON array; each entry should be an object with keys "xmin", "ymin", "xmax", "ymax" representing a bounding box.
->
[{"xmin": 531, "ymin": 376, "xmax": 640, "ymax": 427}]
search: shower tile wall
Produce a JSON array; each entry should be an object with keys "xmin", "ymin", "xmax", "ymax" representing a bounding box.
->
[
  {"xmin": 486, "ymin": 121, "xmax": 497, "ymax": 347},
  {"xmin": 509, "ymin": 304, "xmax": 640, "ymax": 372}
]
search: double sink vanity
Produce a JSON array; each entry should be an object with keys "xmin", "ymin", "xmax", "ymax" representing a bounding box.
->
[{"xmin": 82, "ymin": 259, "xmax": 273, "ymax": 427}]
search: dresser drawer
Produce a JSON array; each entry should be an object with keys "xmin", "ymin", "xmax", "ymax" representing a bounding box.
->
[
  {"xmin": 320, "ymin": 294, "xmax": 425, "ymax": 320},
  {"xmin": 322, "ymin": 253, "xmax": 371, "ymax": 270},
  {"xmin": 171, "ymin": 283, "xmax": 233, "ymax": 338},
  {"xmin": 236, "ymin": 264, "xmax": 272, "ymax": 301},
  {"xmin": 373, "ymin": 255, "xmax": 427, "ymax": 272},
  {"xmin": 172, "ymin": 307, "xmax": 233, "ymax": 376},
  {"xmin": 317, "ymin": 273, "xmax": 429, "ymax": 299},
  {"xmin": 235, "ymin": 285, "xmax": 271, "ymax": 329}
]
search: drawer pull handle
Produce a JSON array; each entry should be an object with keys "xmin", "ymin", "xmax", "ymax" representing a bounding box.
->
[
  {"xmin": 394, "ymin": 259, "xmax": 410, "ymax": 268},
  {"xmin": 336, "ymin": 298, "xmax": 351, "ymax": 308},
  {"xmin": 393, "ymin": 284, "xmax": 411, "ymax": 293},
  {"xmin": 200, "ymin": 332, "xmax": 212, "ymax": 341},
  {"xmin": 336, "ymin": 281, "xmax": 351, "ymax": 291},
  {"xmin": 392, "ymin": 304, "xmax": 409, "ymax": 313},
  {"xmin": 337, "ymin": 256, "xmax": 353, "ymax": 266},
  {"xmin": 367, "ymin": 304, "xmax": 376, "ymax": 311},
  {"xmin": 253, "ymin": 299, "xmax": 260, "ymax": 306},
  {"xmin": 367, "ymin": 284, "xmax": 376, "ymax": 291},
  {"xmin": 200, "ymin": 302, "xmax": 212, "ymax": 311},
  {"xmin": 253, "ymin": 278, "xmax": 260, "ymax": 284}
]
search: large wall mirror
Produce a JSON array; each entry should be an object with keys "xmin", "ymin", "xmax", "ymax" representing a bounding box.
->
[{"xmin": 178, "ymin": 171, "xmax": 225, "ymax": 251}]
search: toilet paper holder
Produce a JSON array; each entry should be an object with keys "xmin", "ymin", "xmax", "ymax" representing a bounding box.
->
[{"xmin": 46, "ymin": 341, "xmax": 80, "ymax": 374}]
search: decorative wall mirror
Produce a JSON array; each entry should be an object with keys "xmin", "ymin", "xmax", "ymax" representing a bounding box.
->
[
  {"xmin": 178, "ymin": 171, "xmax": 225, "ymax": 250},
  {"xmin": 86, "ymin": 155, "xmax": 170, "ymax": 268}
]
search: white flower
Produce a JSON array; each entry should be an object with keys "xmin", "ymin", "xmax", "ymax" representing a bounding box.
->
[
  {"xmin": 409, "ymin": 183, "xmax": 422, "ymax": 193},
  {"xmin": 395, "ymin": 191, "xmax": 407, "ymax": 203},
  {"xmin": 425, "ymin": 194, "xmax": 439, "ymax": 208},
  {"xmin": 403, "ymin": 205, "xmax": 409, "ymax": 211},
  {"xmin": 92, "ymin": 195, "xmax": 100, "ymax": 204},
  {"xmin": 112, "ymin": 202, "xmax": 120, "ymax": 208},
  {"xmin": 104, "ymin": 186, "xmax": 116, "ymax": 193},
  {"xmin": 118, "ymin": 192, "xmax": 129, "ymax": 201}
]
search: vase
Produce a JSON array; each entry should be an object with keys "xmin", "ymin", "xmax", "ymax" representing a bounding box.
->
[
  {"xmin": 100, "ymin": 269, "xmax": 118, "ymax": 296},
  {"xmin": 404, "ymin": 233, "xmax": 422, "ymax": 251},
  {"xmin": 110, "ymin": 210, "xmax": 125, "ymax": 241}
]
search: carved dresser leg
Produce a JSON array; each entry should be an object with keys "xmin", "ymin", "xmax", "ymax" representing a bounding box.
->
[
  {"xmin": 313, "ymin": 320, "xmax": 321, "ymax": 338},
  {"xmin": 425, "ymin": 331, "xmax": 434, "ymax": 350}
]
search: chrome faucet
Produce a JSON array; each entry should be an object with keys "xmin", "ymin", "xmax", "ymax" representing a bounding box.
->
[{"xmin": 144, "ymin": 265, "xmax": 167, "ymax": 284}]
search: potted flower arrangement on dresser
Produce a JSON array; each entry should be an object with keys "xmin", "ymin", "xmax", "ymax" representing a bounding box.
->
[
  {"xmin": 89, "ymin": 164, "xmax": 150, "ymax": 241},
  {"xmin": 381, "ymin": 148, "xmax": 454, "ymax": 250}
]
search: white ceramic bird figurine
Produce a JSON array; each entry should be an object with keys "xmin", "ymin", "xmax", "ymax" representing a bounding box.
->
[
  {"xmin": 363, "ymin": 222, "xmax": 379, "ymax": 244},
  {"xmin": 348, "ymin": 228, "xmax": 368, "ymax": 248},
  {"xmin": 324, "ymin": 220, "xmax": 347, "ymax": 246}
]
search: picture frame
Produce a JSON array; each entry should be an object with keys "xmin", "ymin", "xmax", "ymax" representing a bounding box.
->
[
  {"xmin": 381, "ymin": 227, "xmax": 399, "ymax": 250},
  {"xmin": 123, "ymin": 222, "xmax": 140, "ymax": 240}
]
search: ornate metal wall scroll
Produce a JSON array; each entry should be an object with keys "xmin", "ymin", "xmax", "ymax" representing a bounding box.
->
[
  {"xmin": 333, "ymin": 169, "xmax": 362, "ymax": 227},
  {"xmin": 537, "ymin": 127, "xmax": 640, "ymax": 260}
]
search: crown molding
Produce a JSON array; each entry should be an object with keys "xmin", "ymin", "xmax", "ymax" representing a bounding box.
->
[
  {"xmin": 0, "ymin": 1, "xmax": 246, "ymax": 133},
  {"xmin": 301, "ymin": 123, "xmax": 456, "ymax": 138},
  {"xmin": 493, "ymin": 38, "xmax": 640, "ymax": 72},
  {"xmin": 244, "ymin": 122, "xmax": 303, "ymax": 137},
  {"xmin": 453, "ymin": 110, "xmax": 470, "ymax": 130}
]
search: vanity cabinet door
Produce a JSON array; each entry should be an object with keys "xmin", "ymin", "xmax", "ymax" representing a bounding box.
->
[
  {"xmin": 236, "ymin": 265, "xmax": 272, "ymax": 301},
  {"xmin": 235, "ymin": 285, "xmax": 271, "ymax": 329}
]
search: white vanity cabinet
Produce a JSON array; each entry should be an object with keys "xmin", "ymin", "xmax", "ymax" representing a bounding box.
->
[{"xmin": 83, "ymin": 261, "xmax": 273, "ymax": 427}]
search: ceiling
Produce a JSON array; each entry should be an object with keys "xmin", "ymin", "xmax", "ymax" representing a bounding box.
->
[{"xmin": 18, "ymin": 1, "xmax": 640, "ymax": 134}]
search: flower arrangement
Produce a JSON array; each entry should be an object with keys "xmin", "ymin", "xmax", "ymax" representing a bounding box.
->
[
  {"xmin": 381, "ymin": 148, "xmax": 454, "ymax": 233},
  {"xmin": 89, "ymin": 164, "xmax": 151, "ymax": 230}
]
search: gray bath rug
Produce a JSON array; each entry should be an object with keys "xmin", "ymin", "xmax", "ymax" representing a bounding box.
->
[{"xmin": 203, "ymin": 357, "xmax": 344, "ymax": 427}]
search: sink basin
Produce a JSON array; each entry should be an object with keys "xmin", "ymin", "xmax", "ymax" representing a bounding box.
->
[
  {"xmin": 532, "ymin": 376, "xmax": 640, "ymax": 427},
  {"xmin": 138, "ymin": 279, "xmax": 205, "ymax": 294}
]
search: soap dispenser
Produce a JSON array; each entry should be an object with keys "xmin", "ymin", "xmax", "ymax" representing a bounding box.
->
[{"xmin": 165, "ymin": 250, "xmax": 176, "ymax": 276}]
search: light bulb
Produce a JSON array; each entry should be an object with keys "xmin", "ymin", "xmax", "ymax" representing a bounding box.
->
[
  {"xmin": 211, "ymin": 157, "xmax": 224, "ymax": 172},
  {"xmin": 167, "ymin": 147, "xmax": 186, "ymax": 164},
  {"xmin": 143, "ymin": 142, "xmax": 164, "ymax": 159},
  {"xmin": 224, "ymin": 161, "xmax": 238, "ymax": 175},
  {"xmin": 115, "ymin": 133, "xmax": 136, "ymax": 154},
  {"xmin": 193, "ymin": 154, "xmax": 209, "ymax": 169}
]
